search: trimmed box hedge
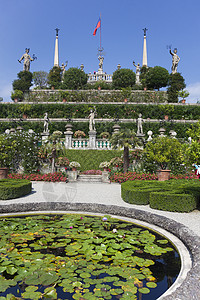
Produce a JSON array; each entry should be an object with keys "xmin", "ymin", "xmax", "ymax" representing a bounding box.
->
[
  {"xmin": 121, "ymin": 179, "xmax": 200, "ymax": 212},
  {"xmin": 0, "ymin": 179, "xmax": 32, "ymax": 200}
]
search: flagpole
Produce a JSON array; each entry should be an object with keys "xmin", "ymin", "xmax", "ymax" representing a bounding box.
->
[{"xmin": 100, "ymin": 15, "xmax": 101, "ymax": 51}]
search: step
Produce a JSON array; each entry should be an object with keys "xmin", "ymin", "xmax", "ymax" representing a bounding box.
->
[{"xmin": 77, "ymin": 175, "xmax": 102, "ymax": 182}]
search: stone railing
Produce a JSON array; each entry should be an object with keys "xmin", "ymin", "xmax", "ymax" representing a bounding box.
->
[
  {"xmin": 87, "ymin": 73, "xmax": 113, "ymax": 83},
  {"xmin": 71, "ymin": 138, "xmax": 111, "ymax": 150}
]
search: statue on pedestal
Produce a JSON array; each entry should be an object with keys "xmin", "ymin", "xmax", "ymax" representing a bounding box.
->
[
  {"xmin": 133, "ymin": 61, "xmax": 141, "ymax": 84},
  {"xmin": 98, "ymin": 56, "xmax": 104, "ymax": 71},
  {"xmin": 137, "ymin": 113, "xmax": 143, "ymax": 135},
  {"xmin": 169, "ymin": 47, "xmax": 180, "ymax": 74},
  {"xmin": 44, "ymin": 112, "xmax": 49, "ymax": 133},
  {"xmin": 61, "ymin": 61, "xmax": 68, "ymax": 78},
  {"xmin": 18, "ymin": 48, "xmax": 36, "ymax": 71},
  {"xmin": 88, "ymin": 108, "xmax": 96, "ymax": 131}
]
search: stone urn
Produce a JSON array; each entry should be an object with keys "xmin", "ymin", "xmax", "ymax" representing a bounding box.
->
[
  {"xmin": 0, "ymin": 167, "xmax": 8, "ymax": 179},
  {"xmin": 157, "ymin": 169, "xmax": 171, "ymax": 181}
]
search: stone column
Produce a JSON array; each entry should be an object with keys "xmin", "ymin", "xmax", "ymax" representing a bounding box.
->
[
  {"xmin": 54, "ymin": 28, "xmax": 59, "ymax": 67},
  {"xmin": 41, "ymin": 132, "xmax": 50, "ymax": 144},
  {"xmin": 88, "ymin": 130, "xmax": 96, "ymax": 149},
  {"xmin": 64, "ymin": 124, "xmax": 73, "ymax": 149},
  {"xmin": 142, "ymin": 28, "xmax": 148, "ymax": 67}
]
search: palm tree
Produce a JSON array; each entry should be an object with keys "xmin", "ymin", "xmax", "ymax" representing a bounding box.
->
[{"xmin": 110, "ymin": 128, "xmax": 141, "ymax": 173}]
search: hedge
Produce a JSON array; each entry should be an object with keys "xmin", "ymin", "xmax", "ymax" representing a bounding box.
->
[
  {"xmin": 0, "ymin": 179, "xmax": 32, "ymax": 200},
  {"xmin": 121, "ymin": 179, "xmax": 200, "ymax": 212},
  {"xmin": 1, "ymin": 102, "xmax": 200, "ymax": 120},
  {"xmin": 64, "ymin": 149, "xmax": 123, "ymax": 171}
]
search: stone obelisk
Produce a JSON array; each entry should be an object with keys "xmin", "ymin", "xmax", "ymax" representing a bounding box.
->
[
  {"xmin": 54, "ymin": 28, "xmax": 59, "ymax": 67},
  {"xmin": 142, "ymin": 28, "xmax": 148, "ymax": 67}
]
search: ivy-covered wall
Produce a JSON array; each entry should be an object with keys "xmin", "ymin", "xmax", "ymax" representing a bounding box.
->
[{"xmin": 24, "ymin": 89, "xmax": 168, "ymax": 103}]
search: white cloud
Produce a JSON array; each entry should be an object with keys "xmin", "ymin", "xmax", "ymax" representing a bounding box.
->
[
  {"xmin": 187, "ymin": 82, "xmax": 200, "ymax": 104},
  {"xmin": 0, "ymin": 84, "xmax": 12, "ymax": 102}
]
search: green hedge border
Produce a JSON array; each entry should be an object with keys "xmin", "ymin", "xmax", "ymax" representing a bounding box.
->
[
  {"xmin": 121, "ymin": 180, "xmax": 200, "ymax": 212},
  {"xmin": 0, "ymin": 179, "xmax": 32, "ymax": 200},
  {"xmin": 1, "ymin": 103, "xmax": 200, "ymax": 120}
]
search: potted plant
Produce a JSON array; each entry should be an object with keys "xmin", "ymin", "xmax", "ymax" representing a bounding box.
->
[
  {"xmin": 100, "ymin": 132, "xmax": 110, "ymax": 139},
  {"xmin": 69, "ymin": 161, "xmax": 81, "ymax": 171},
  {"xmin": 74, "ymin": 130, "xmax": 86, "ymax": 139},
  {"xmin": 143, "ymin": 136, "xmax": 183, "ymax": 181},
  {"xmin": 11, "ymin": 90, "xmax": 23, "ymax": 102},
  {"xmin": 99, "ymin": 161, "xmax": 111, "ymax": 172},
  {"xmin": 178, "ymin": 89, "xmax": 189, "ymax": 104}
]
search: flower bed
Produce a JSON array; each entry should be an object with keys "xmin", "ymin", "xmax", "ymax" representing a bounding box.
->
[
  {"xmin": 8, "ymin": 172, "xmax": 68, "ymax": 182},
  {"xmin": 110, "ymin": 171, "xmax": 198, "ymax": 183}
]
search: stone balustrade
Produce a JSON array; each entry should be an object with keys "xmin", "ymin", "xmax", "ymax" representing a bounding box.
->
[{"xmin": 87, "ymin": 73, "xmax": 113, "ymax": 83}]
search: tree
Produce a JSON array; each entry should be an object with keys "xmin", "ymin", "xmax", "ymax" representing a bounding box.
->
[
  {"xmin": 167, "ymin": 73, "xmax": 186, "ymax": 103},
  {"xmin": 146, "ymin": 66, "xmax": 169, "ymax": 90},
  {"xmin": 33, "ymin": 71, "xmax": 48, "ymax": 89},
  {"xmin": 184, "ymin": 122, "xmax": 200, "ymax": 165},
  {"xmin": 140, "ymin": 66, "xmax": 148, "ymax": 89},
  {"xmin": 48, "ymin": 66, "xmax": 62, "ymax": 89},
  {"xmin": 112, "ymin": 68, "xmax": 136, "ymax": 89},
  {"xmin": 62, "ymin": 67, "xmax": 88, "ymax": 90},
  {"xmin": 12, "ymin": 71, "xmax": 33, "ymax": 92},
  {"xmin": 143, "ymin": 136, "xmax": 183, "ymax": 170},
  {"xmin": 110, "ymin": 129, "xmax": 140, "ymax": 173}
]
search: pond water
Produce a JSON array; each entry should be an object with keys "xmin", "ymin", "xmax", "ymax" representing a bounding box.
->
[{"xmin": 0, "ymin": 214, "xmax": 181, "ymax": 300}]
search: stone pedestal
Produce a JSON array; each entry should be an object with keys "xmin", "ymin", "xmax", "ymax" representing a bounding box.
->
[
  {"xmin": 88, "ymin": 130, "xmax": 96, "ymax": 149},
  {"xmin": 64, "ymin": 124, "xmax": 73, "ymax": 149},
  {"xmin": 101, "ymin": 171, "xmax": 110, "ymax": 183},
  {"xmin": 41, "ymin": 132, "xmax": 50, "ymax": 144},
  {"xmin": 67, "ymin": 171, "xmax": 78, "ymax": 182},
  {"xmin": 136, "ymin": 133, "xmax": 145, "ymax": 149}
]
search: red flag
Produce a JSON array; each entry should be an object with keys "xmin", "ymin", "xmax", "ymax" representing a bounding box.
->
[{"xmin": 93, "ymin": 17, "xmax": 101, "ymax": 36}]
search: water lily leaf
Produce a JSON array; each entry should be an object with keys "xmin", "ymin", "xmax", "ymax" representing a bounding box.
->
[
  {"xmin": 43, "ymin": 287, "xmax": 57, "ymax": 299},
  {"xmin": 146, "ymin": 282, "xmax": 157, "ymax": 288},
  {"xmin": 157, "ymin": 239, "xmax": 169, "ymax": 244},
  {"xmin": 138, "ymin": 287, "xmax": 150, "ymax": 294}
]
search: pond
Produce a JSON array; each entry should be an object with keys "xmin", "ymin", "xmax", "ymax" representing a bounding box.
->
[{"xmin": 0, "ymin": 214, "xmax": 181, "ymax": 299}]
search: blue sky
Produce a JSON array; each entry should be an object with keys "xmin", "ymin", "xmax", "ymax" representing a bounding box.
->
[{"xmin": 0, "ymin": 0, "xmax": 200, "ymax": 103}]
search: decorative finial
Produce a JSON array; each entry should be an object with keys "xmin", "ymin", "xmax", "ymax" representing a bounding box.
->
[
  {"xmin": 143, "ymin": 28, "xmax": 148, "ymax": 37},
  {"xmin": 55, "ymin": 28, "xmax": 60, "ymax": 37}
]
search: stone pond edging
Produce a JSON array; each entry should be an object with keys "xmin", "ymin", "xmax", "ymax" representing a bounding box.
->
[{"xmin": 0, "ymin": 202, "xmax": 199, "ymax": 299}]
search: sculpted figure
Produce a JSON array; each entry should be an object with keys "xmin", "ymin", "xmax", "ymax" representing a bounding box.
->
[
  {"xmin": 133, "ymin": 61, "xmax": 141, "ymax": 84},
  {"xmin": 61, "ymin": 61, "xmax": 68, "ymax": 78},
  {"xmin": 18, "ymin": 48, "xmax": 36, "ymax": 71},
  {"xmin": 88, "ymin": 109, "xmax": 96, "ymax": 131},
  {"xmin": 137, "ymin": 113, "xmax": 143, "ymax": 135},
  {"xmin": 98, "ymin": 56, "xmax": 104, "ymax": 70},
  {"xmin": 44, "ymin": 112, "xmax": 49, "ymax": 133},
  {"xmin": 169, "ymin": 48, "xmax": 180, "ymax": 74}
]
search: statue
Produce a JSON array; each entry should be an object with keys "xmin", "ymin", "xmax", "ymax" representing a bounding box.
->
[
  {"xmin": 133, "ymin": 61, "xmax": 141, "ymax": 84},
  {"xmin": 61, "ymin": 61, "xmax": 68, "ymax": 78},
  {"xmin": 18, "ymin": 48, "xmax": 36, "ymax": 71},
  {"xmin": 169, "ymin": 47, "xmax": 180, "ymax": 74},
  {"xmin": 44, "ymin": 112, "xmax": 49, "ymax": 133},
  {"xmin": 137, "ymin": 113, "xmax": 143, "ymax": 135},
  {"xmin": 88, "ymin": 109, "xmax": 96, "ymax": 131},
  {"xmin": 98, "ymin": 56, "xmax": 104, "ymax": 71}
]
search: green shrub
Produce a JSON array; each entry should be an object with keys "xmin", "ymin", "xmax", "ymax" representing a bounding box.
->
[
  {"xmin": 0, "ymin": 179, "xmax": 32, "ymax": 200},
  {"xmin": 121, "ymin": 179, "xmax": 200, "ymax": 212},
  {"xmin": 64, "ymin": 149, "xmax": 122, "ymax": 171},
  {"xmin": 149, "ymin": 191, "xmax": 197, "ymax": 212}
]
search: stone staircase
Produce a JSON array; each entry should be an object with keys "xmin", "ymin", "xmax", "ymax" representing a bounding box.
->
[{"xmin": 77, "ymin": 174, "xmax": 103, "ymax": 183}]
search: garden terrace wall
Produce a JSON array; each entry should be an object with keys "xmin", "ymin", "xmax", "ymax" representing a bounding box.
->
[{"xmin": 24, "ymin": 89, "xmax": 168, "ymax": 103}]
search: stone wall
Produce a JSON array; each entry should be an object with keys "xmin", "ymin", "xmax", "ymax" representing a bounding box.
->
[{"xmin": 24, "ymin": 89, "xmax": 168, "ymax": 103}]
